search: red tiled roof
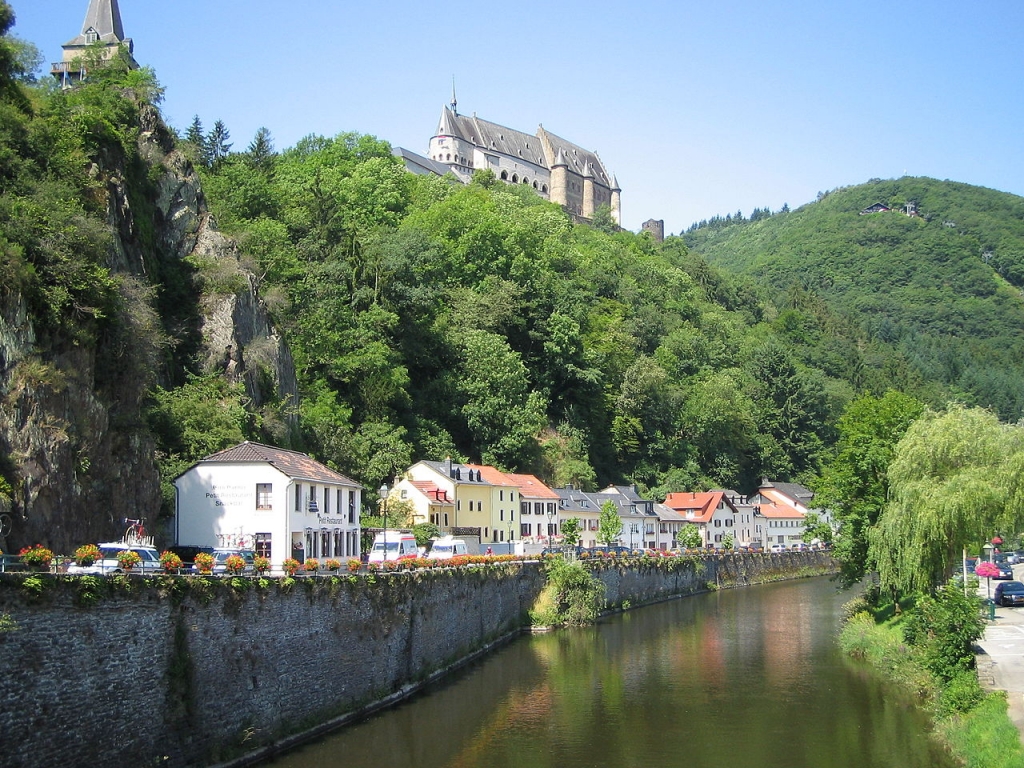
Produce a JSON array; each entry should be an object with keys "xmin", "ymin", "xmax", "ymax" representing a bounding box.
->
[
  {"xmin": 663, "ymin": 491, "xmax": 725, "ymax": 523},
  {"xmin": 755, "ymin": 499, "xmax": 805, "ymax": 519},
  {"xmin": 199, "ymin": 441, "xmax": 359, "ymax": 486},
  {"xmin": 504, "ymin": 473, "xmax": 559, "ymax": 500},
  {"xmin": 757, "ymin": 488, "xmax": 807, "ymax": 516},
  {"xmin": 466, "ymin": 464, "xmax": 520, "ymax": 487},
  {"xmin": 409, "ymin": 480, "xmax": 452, "ymax": 503}
]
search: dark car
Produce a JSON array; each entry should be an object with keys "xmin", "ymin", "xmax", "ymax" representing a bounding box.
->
[
  {"xmin": 167, "ymin": 545, "xmax": 214, "ymax": 569},
  {"xmin": 995, "ymin": 581, "xmax": 1024, "ymax": 607},
  {"xmin": 996, "ymin": 561, "xmax": 1015, "ymax": 580}
]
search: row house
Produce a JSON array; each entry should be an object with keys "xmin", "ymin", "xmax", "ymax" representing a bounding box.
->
[
  {"xmin": 597, "ymin": 485, "xmax": 661, "ymax": 549},
  {"xmin": 399, "ymin": 460, "xmax": 555, "ymax": 545},
  {"xmin": 506, "ymin": 472, "xmax": 561, "ymax": 543},
  {"xmin": 663, "ymin": 491, "xmax": 739, "ymax": 548},
  {"xmin": 174, "ymin": 442, "xmax": 363, "ymax": 569},
  {"xmin": 554, "ymin": 487, "xmax": 602, "ymax": 547},
  {"xmin": 751, "ymin": 479, "xmax": 813, "ymax": 548}
]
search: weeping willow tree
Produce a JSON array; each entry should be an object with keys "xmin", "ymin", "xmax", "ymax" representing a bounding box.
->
[{"xmin": 870, "ymin": 405, "xmax": 1024, "ymax": 595}]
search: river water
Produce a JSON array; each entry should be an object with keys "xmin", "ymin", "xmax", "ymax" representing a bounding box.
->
[{"xmin": 266, "ymin": 576, "xmax": 954, "ymax": 768}]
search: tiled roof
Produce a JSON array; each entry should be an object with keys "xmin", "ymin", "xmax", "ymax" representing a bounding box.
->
[
  {"xmin": 663, "ymin": 492, "xmax": 724, "ymax": 523},
  {"xmin": 504, "ymin": 473, "xmax": 559, "ymax": 500},
  {"xmin": 755, "ymin": 499, "xmax": 805, "ymax": 520},
  {"xmin": 466, "ymin": 464, "xmax": 519, "ymax": 487},
  {"xmin": 409, "ymin": 480, "xmax": 452, "ymax": 503},
  {"xmin": 199, "ymin": 442, "xmax": 359, "ymax": 486}
]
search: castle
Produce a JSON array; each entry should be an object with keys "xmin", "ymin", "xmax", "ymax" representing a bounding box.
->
[
  {"xmin": 50, "ymin": 0, "xmax": 137, "ymax": 88},
  {"xmin": 424, "ymin": 102, "xmax": 621, "ymax": 225}
]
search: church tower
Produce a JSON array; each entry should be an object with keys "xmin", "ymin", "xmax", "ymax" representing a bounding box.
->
[{"xmin": 51, "ymin": 0, "xmax": 137, "ymax": 88}]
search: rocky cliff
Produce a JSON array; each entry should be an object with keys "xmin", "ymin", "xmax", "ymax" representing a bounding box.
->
[{"xmin": 0, "ymin": 102, "xmax": 297, "ymax": 555}]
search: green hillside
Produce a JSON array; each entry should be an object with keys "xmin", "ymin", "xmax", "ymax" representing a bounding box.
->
[{"xmin": 685, "ymin": 178, "xmax": 1024, "ymax": 419}]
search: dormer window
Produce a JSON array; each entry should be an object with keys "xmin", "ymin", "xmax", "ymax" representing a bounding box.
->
[{"xmin": 85, "ymin": 27, "xmax": 99, "ymax": 43}]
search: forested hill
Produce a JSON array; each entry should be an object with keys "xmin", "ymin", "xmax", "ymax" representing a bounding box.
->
[{"xmin": 684, "ymin": 178, "xmax": 1024, "ymax": 420}]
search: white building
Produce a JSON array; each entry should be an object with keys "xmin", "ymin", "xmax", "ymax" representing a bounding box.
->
[{"xmin": 174, "ymin": 442, "xmax": 362, "ymax": 569}]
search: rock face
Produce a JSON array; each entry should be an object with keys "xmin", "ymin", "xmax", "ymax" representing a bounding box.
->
[{"xmin": 0, "ymin": 103, "xmax": 297, "ymax": 554}]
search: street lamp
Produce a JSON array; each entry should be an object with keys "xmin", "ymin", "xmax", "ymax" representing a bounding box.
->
[
  {"xmin": 984, "ymin": 542, "xmax": 994, "ymax": 563},
  {"xmin": 379, "ymin": 483, "xmax": 389, "ymax": 562},
  {"xmin": 547, "ymin": 506, "xmax": 557, "ymax": 547}
]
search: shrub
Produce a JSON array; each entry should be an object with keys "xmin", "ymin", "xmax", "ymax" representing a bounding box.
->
[
  {"xmin": 74, "ymin": 544, "xmax": 102, "ymax": 566},
  {"xmin": 938, "ymin": 670, "xmax": 985, "ymax": 716},
  {"xmin": 530, "ymin": 558, "xmax": 605, "ymax": 627},
  {"xmin": 903, "ymin": 583, "xmax": 985, "ymax": 683}
]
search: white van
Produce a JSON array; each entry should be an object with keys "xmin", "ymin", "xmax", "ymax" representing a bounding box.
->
[
  {"xmin": 368, "ymin": 530, "xmax": 419, "ymax": 563},
  {"xmin": 427, "ymin": 536, "xmax": 469, "ymax": 560}
]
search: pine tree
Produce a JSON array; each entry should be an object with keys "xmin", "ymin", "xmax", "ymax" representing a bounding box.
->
[
  {"xmin": 246, "ymin": 126, "xmax": 275, "ymax": 173},
  {"xmin": 206, "ymin": 119, "xmax": 232, "ymax": 166}
]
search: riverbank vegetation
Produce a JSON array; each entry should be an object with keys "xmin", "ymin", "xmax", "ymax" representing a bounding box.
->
[
  {"xmin": 530, "ymin": 558, "xmax": 605, "ymax": 627},
  {"xmin": 841, "ymin": 586, "xmax": 1024, "ymax": 768}
]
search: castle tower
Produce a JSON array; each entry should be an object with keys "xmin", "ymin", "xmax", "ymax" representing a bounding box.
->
[
  {"xmin": 549, "ymin": 149, "xmax": 569, "ymax": 209},
  {"xmin": 51, "ymin": 0, "xmax": 137, "ymax": 88},
  {"xmin": 611, "ymin": 175, "xmax": 622, "ymax": 226},
  {"xmin": 581, "ymin": 162, "xmax": 595, "ymax": 220}
]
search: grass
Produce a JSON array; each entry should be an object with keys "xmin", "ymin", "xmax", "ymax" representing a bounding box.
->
[{"xmin": 840, "ymin": 602, "xmax": 1024, "ymax": 768}]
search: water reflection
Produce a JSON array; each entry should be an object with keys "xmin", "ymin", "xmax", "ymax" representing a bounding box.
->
[{"xmin": 267, "ymin": 578, "xmax": 953, "ymax": 768}]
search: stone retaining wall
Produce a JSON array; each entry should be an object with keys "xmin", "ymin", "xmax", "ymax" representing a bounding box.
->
[{"xmin": 0, "ymin": 553, "xmax": 833, "ymax": 767}]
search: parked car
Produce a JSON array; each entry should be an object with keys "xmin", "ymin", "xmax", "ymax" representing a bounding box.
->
[
  {"xmin": 995, "ymin": 561, "xmax": 1015, "ymax": 580},
  {"xmin": 166, "ymin": 545, "xmax": 214, "ymax": 569},
  {"xmin": 995, "ymin": 581, "xmax": 1024, "ymax": 606},
  {"xmin": 66, "ymin": 543, "xmax": 162, "ymax": 575}
]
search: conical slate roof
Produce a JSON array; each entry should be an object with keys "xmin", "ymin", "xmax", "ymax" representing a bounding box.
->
[{"xmin": 65, "ymin": 0, "xmax": 127, "ymax": 46}]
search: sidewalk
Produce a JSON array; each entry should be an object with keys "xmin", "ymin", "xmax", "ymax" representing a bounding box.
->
[{"xmin": 975, "ymin": 573, "xmax": 1024, "ymax": 741}]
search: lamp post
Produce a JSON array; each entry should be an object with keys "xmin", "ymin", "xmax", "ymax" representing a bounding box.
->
[
  {"xmin": 984, "ymin": 542, "xmax": 994, "ymax": 563},
  {"xmin": 547, "ymin": 506, "xmax": 557, "ymax": 548},
  {"xmin": 379, "ymin": 483, "xmax": 389, "ymax": 563}
]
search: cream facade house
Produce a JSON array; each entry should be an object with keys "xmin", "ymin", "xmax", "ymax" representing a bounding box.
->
[{"xmin": 174, "ymin": 442, "xmax": 362, "ymax": 569}]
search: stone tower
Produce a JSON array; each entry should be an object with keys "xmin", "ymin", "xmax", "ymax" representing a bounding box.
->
[
  {"xmin": 51, "ymin": 0, "xmax": 137, "ymax": 88},
  {"xmin": 641, "ymin": 219, "xmax": 665, "ymax": 243}
]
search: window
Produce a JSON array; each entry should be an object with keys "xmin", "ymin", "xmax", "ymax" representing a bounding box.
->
[
  {"xmin": 295, "ymin": 484, "xmax": 303, "ymax": 512},
  {"xmin": 256, "ymin": 484, "xmax": 272, "ymax": 510},
  {"xmin": 500, "ymin": 509, "xmax": 504, "ymax": 521},
  {"xmin": 444, "ymin": 513, "xmax": 449, "ymax": 526},
  {"xmin": 337, "ymin": 489, "xmax": 343, "ymax": 516},
  {"xmin": 348, "ymin": 490, "xmax": 355, "ymax": 522},
  {"xmin": 500, "ymin": 490, "xmax": 504, "ymax": 501},
  {"xmin": 255, "ymin": 533, "xmax": 272, "ymax": 559}
]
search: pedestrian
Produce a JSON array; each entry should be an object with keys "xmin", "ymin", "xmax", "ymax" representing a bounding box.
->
[{"xmin": 485, "ymin": 546, "xmax": 493, "ymax": 555}]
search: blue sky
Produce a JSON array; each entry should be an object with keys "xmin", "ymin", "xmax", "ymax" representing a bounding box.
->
[{"xmin": 11, "ymin": 0, "xmax": 1024, "ymax": 233}]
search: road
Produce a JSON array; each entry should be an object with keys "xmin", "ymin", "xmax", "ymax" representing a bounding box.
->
[{"xmin": 975, "ymin": 566, "xmax": 1024, "ymax": 741}]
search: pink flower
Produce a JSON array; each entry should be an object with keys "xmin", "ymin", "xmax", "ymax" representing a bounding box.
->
[{"xmin": 975, "ymin": 562, "xmax": 1001, "ymax": 578}]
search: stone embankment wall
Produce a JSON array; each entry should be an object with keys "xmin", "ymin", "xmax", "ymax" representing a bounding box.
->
[{"xmin": 0, "ymin": 553, "xmax": 833, "ymax": 768}]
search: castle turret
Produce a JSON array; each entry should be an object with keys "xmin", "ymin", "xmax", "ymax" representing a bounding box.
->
[
  {"xmin": 582, "ymin": 162, "xmax": 595, "ymax": 220},
  {"xmin": 611, "ymin": 175, "xmax": 622, "ymax": 225},
  {"xmin": 550, "ymin": 148, "xmax": 569, "ymax": 208},
  {"xmin": 52, "ymin": 0, "xmax": 137, "ymax": 87}
]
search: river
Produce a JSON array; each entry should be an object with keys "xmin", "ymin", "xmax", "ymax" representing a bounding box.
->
[{"xmin": 265, "ymin": 576, "xmax": 953, "ymax": 768}]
